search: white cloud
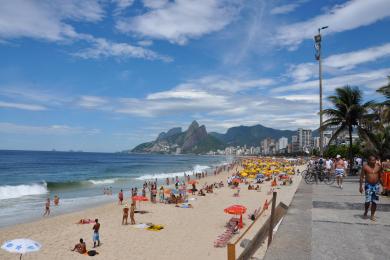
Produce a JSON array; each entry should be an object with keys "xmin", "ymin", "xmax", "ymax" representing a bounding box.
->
[
  {"xmin": 0, "ymin": 101, "xmax": 47, "ymax": 111},
  {"xmin": 275, "ymin": 0, "xmax": 390, "ymax": 48},
  {"xmin": 0, "ymin": 122, "xmax": 100, "ymax": 135},
  {"xmin": 113, "ymin": 0, "xmax": 134, "ymax": 13},
  {"xmin": 277, "ymin": 94, "xmax": 318, "ymax": 103},
  {"xmin": 116, "ymin": 0, "xmax": 241, "ymax": 44},
  {"xmin": 273, "ymin": 68, "xmax": 390, "ymax": 93},
  {"xmin": 142, "ymin": 0, "xmax": 169, "ymax": 9},
  {"xmin": 325, "ymin": 43, "xmax": 390, "ymax": 70},
  {"xmin": 73, "ymin": 37, "xmax": 173, "ymax": 62},
  {"xmin": 77, "ymin": 96, "xmax": 108, "ymax": 108},
  {"xmin": 138, "ymin": 40, "xmax": 153, "ymax": 47},
  {"xmin": 270, "ymin": 3, "xmax": 299, "ymax": 15},
  {"xmin": 0, "ymin": 0, "xmax": 104, "ymax": 41},
  {"xmin": 288, "ymin": 43, "xmax": 390, "ymax": 82}
]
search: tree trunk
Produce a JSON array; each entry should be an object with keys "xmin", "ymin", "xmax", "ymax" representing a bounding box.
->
[{"xmin": 348, "ymin": 125, "xmax": 353, "ymax": 175}]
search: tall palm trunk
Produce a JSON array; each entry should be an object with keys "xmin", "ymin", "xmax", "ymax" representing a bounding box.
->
[{"xmin": 348, "ymin": 125, "xmax": 353, "ymax": 175}]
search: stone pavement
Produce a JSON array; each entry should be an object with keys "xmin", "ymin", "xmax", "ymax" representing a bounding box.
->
[{"xmin": 264, "ymin": 177, "xmax": 390, "ymax": 260}]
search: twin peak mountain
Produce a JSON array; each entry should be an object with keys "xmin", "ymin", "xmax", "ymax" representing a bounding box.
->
[{"xmin": 131, "ymin": 121, "xmax": 295, "ymax": 154}]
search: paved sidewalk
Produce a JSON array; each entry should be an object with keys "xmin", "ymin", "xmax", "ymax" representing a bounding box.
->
[{"xmin": 264, "ymin": 177, "xmax": 390, "ymax": 260}]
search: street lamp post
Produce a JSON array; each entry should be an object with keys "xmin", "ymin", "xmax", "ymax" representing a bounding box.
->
[{"xmin": 314, "ymin": 26, "xmax": 328, "ymax": 156}]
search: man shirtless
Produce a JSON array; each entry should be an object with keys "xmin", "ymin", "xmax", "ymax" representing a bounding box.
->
[
  {"xmin": 71, "ymin": 238, "xmax": 87, "ymax": 254},
  {"xmin": 92, "ymin": 219, "xmax": 100, "ymax": 247},
  {"xmin": 360, "ymin": 155, "xmax": 383, "ymax": 221},
  {"xmin": 334, "ymin": 155, "xmax": 345, "ymax": 189}
]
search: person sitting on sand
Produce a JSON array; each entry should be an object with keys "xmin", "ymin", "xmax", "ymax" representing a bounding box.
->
[
  {"xmin": 71, "ymin": 238, "xmax": 87, "ymax": 254},
  {"xmin": 198, "ymin": 189, "xmax": 205, "ymax": 196},
  {"xmin": 122, "ymin": 203, "xmax": 129, "ymax": 225},
  {"xmin": 255, "ymin": 185, "xmax": 260, "ymax": 191},
  {"xmin": 130, "ymin": 202, "xmax": 136, "ymax": 225},
  {"xmin": 54, "ymin": 195, "xmax": 60, "ymax": 206}
]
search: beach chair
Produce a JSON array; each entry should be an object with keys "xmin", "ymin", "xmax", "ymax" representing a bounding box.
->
[{"xmin": 213, "ymin": 229, "xmax": 233, "ymax": 247}]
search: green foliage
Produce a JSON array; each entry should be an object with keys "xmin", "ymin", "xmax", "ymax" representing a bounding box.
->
[{"xmin": 324, "ymin": 144, "xmax": 362, "ymax": 158}]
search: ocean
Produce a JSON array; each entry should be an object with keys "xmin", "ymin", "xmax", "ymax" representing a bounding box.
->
[{"xmin": 0, "ymin": 150, "xmax": 231, "ymax": 227}]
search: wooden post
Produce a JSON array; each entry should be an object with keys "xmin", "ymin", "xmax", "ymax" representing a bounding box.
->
[
  {"xmin": 227, "ymin": 243, "xmax": 236, "ymax": 260},
  {"xmin": 267, "ymin": 192, "xmax": 277, "ymax": 247}
]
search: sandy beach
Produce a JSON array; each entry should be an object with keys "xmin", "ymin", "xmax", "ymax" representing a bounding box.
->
[{"xmin": 0, "ymin": 161, "xmax": 304, "ymax": 260}]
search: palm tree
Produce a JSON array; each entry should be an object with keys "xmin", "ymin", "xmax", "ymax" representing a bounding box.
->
[
  {"xmin": 363, "ymin": 125, "xmax": 390, "ymax": 161},
  {"xmin": 376, "ymin": 76, "xmax": 390, "ymax": 123},
  {"xmin": 322, "ymin": 86, "xmax": 372, "ymax": 173}
]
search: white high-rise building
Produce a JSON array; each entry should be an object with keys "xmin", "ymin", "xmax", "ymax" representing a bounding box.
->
[
  {"xmin": 298, "ymin": 128, "xmax": 312, "ymax": 152},
  {"xmin": 278, "ymin": 137, "xmax": 288, "ymax": 151}
]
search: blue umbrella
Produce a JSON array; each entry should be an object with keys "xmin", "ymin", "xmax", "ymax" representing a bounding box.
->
[{"xmin": 2, "ymin": 239, "xmax": 41, "ymax": 259}]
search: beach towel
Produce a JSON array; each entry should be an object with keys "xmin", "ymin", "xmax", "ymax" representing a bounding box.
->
[
  {"xmin": 132, "ymin": 223, "xmax": 150, "ymax": 229},
  {"xmin": 146, "ymin": 224, "xmax": 164, "ymax": 231}
]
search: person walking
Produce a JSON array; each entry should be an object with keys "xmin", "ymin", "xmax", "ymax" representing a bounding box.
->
[
  {"xmin": 334, "ymin": 155, "xmax": 345, "ymax": 189},
  {"xmin": 360, "ymin": 155, "xmax": 383, "ymax": 221},
  {"xmin": 43, "ymin": 198, "xmax": 50, "ymax": 216},
  {"xmin": 118, "ymin": 189, "xmax": 124, "ymax": 205}
]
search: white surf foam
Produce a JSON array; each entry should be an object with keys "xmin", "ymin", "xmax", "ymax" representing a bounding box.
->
[
  {"xmin": 0, "ymin": 183, "xmax": 48, "ymax": 200},
  {"xmin": 136, "ymin": 164, "xmax": 210, "ymax": 180},
  {"xmin": 88, "ymin": 178, "xmax": 118, "ymax": 185}
]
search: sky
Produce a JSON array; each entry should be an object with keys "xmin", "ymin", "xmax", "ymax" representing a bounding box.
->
[{"xmin": 0, "ymin": 0, "xmax": 390, "ymax": 152}]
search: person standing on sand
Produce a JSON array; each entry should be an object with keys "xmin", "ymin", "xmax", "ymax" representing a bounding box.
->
[
  {"xmin": 92, "ymin": 219, "xmax": 100, "ymax": 248},
  {"xmin": 334, "ymin": 155, "xmax": 345, "ymax": 189},
  {"xmin": 43, "ymin": 198, "xmax": 50, "ymax": 216},
  {"xmin": 122, "ymin": 203, "xmax": 129, "ymax": 225},
  {"xmin": 118, "ymin": 189, "xmax": 124, "ymax": 205},
  {"xmin": 130, "ymin": 202, "xmax": 136, "ymax": 225},
  {"xmin": 360, "ymin": 155, "xmax": 383, "ymax": 221}
]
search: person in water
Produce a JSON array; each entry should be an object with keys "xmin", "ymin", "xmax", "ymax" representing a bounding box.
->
[
  {"xmin": 360, "ymin": 155, "xmax": 383, "ymax": 221},
  {"xmin": 92, "ymin": 219, "xmax": 100, "ymax": 248},
  {"xmin": 71, "ymin": 238, "xmax": 87, "ymax": 254},
  {"xmin": 54, "ymin": 195, "xmax": 60, "ymax": 206},
  {"xmin": 43, "ymin": 198, "xmax": 50, "ymax": 216}
]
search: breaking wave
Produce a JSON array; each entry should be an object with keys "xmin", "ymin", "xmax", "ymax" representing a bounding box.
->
[{"xmin": 0, "ymin": 183, "xmax": 48, "ymax": 200}]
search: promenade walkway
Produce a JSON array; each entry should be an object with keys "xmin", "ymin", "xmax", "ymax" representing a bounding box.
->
[{"xmin": 263, "ymin": 177, "xmax": 390, "ymax": 260}]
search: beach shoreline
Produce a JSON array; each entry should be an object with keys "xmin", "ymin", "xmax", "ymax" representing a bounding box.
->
[{"xmin": 0, "ymin": 159, "xmax": 304, "ymax": 260}]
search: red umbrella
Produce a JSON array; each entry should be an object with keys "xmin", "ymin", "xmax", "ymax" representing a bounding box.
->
[
  {"xmin": 232, "ymin": 178, "xmax": 241, "ymax": 184},
  {"xmin": 224, "ymin": 205, "xmax": 247, "ymax": 228},
  {"xmin": 188, "ymin": 180, "xmax": 198, "ymax": 185},
  {"xmin": 132, "ymin": 196, "xmax": 148, "ymax": 201},
  {"xmin": 132, "ymin": 195, "xmax": 148, "ymax": 210}
]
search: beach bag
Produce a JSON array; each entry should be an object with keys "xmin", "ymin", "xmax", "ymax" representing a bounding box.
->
[{"xmin": 88, "ymin": 250, "xmax": 98, "ymax": 256}]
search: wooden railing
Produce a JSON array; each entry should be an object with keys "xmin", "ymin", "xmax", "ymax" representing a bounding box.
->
[{"xmin": 227, "ymin": 192, "xmax": 288, "ymax": 260}]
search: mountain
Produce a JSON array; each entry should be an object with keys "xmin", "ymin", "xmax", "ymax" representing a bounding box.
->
[
  {"xmin": 210, "ymin": 124, "xmax": 295, "ymax": 146},
  {"xmin": 131, "ymin": 121, "xmax": 225, "ymax": 154}
]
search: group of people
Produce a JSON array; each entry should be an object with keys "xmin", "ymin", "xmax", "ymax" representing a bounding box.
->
[
  {"xmin": 311, "ymin": 154, "xmax": 388, "ymax": 221},
  {"xmin": 42, "ymin": 195, "xmax": 60, "ymax": 216},
  {"xmin": 71, "ymin": 219, "xmax": 100, "ymax": 256}
]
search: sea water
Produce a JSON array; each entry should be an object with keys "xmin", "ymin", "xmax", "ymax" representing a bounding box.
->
[{"xmin": 0, "ymin": 150, "xmax": 231, "ymax": 227}]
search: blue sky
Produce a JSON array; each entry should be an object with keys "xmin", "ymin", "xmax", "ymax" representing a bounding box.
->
[{"xmin": 0, "ymin": 0, "xmax": 389, "ymax": 152}]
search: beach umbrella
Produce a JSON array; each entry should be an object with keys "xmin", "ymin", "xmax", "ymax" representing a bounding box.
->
[
  {"xmin": 132, "ymin": 195, "xmax": 148, "ymax": 209},
  {"xmin": 2, "ymin": 238, "xmax": 41, "ymax": 259},
  {"xmin": 224, "ymin": 205, "xmax": 247, "ymax": 228},
  {"xmin": 187, "ymin": 180, "xmax": 198, "ymax": 185},
  {"xmin": 132, "ymin": 196, "xmax": 148, "ymax": 202}
]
